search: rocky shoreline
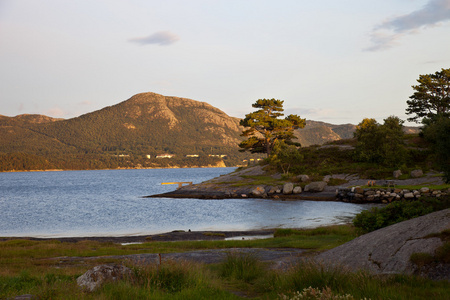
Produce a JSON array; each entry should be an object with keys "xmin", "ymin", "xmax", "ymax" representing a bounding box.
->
[{"xmin": 147, "ymin": 165, "xmax": 447, "ymax": 204}]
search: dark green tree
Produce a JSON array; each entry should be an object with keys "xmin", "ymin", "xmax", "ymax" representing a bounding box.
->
[
  {"xmin": 353, "ymin": 118, "xmax": 384, "ymax": 163},
  {"xmin": 239, "ymin": 99, "xmax": 305, "ymax": 156},
  {"xmin": 422, "ymin": 116, "xmax": 450, "ymax": 183},
  {"xmin": 380, "ymin": 116, "xmax": 407, "ymax": 166},
  {"xmin": 406, "ymin": 68, "xmax": 450, "ymax": 124},
  {"xmin": 268, "ymin": 140, "xmax": 303, "ymax": 175},
  {"xmin": 354, "ymin": 116, "xmax": 406, "ymax": 167}
]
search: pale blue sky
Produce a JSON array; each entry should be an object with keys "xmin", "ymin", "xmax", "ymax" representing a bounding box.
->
[{"xmin": 1, "ymin": 0, "xmax": 449, "ymax": 125}]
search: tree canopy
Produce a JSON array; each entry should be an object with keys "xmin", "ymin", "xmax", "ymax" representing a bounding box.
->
[
  {"xmin": 239, "ymin": 99, "xmax": 305, "ymax": 156},
  {"xmin": 353, "ymin": 116, "xmax": 406, "ymax": 166},
  {"xmin": 406, "ymin": 68, "xmax": 450, "ymax": 124}
]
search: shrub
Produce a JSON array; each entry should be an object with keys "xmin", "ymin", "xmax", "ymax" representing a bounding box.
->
[{"xmin": 353, "ymin": 196, "xmax": 450, "ymax": 233}]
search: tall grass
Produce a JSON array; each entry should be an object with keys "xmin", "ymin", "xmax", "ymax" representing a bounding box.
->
[
  {"xmin": 218, "ymin": 252, "xmax": 265, "ymax": 283},
  {"xmin": 261, "ymin": 261, "xmax": 450, "ymax": 300}
]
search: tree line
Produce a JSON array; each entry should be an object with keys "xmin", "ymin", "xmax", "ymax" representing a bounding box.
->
[{"xmin": 238, "ymin": 68, "xmax": 450, "ymax": 182}]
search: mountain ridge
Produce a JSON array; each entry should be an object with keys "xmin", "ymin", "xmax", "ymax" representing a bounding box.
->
[{"xmin": 0, "ymin": 92, "xmax": 419, "ymax": 171}]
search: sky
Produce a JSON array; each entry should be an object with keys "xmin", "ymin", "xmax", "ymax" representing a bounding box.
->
[{"xmin": 1, "ymin": 0, "xmax": 449, "ymax": 126}]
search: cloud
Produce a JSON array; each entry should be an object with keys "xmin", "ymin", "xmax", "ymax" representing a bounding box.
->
[
  {"xmin": 366, "ymin": 0, "xmax": 450, "ymax": 51},
  {"xmin": 129, "ymin": 31, "xmax": 180, "ymax": 46}
]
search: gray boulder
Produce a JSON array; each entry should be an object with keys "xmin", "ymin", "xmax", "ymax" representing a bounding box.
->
[
  {"xmin": 393, "ymin": 170, "xmax": 402, "ymax": 179},
  {"xmin": 77, "ymin": 264, "xmax": 132, "ymax": 292},
  {"xmin": 297, "ymin": 175, "xmax": 310, "ymax": 182},
  {"xmin": 316, "ymin": 209, "xmax": 450, "ymax": 277},
  {"xmin": 410, "ymin": 169, "xmax": 423, "ymax": 178},
  {"xmin": 283, "ymin": 183, "xmax": 294, "ymax": 194},
  {"xmin": 293, "ymin": 186, "xmax": 302, "ymax": 194},
  {"xmin": 304, "ymin": 181, "xmax": 327, "ymax": 192}
]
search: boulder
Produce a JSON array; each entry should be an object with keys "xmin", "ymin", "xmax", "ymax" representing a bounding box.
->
[
  {"xmin": 304, "ymin": 181, "xmax": 327, "ymax": 192},
  {"xmin": 404, "ymin": 192, "xmax": 415, "ymax": 199},
  {"xmin": 297, "ymin": 175, "xmax": 310, "ymax": 182},
  {"xmin": 410, "ymin": 169, "xmax": 423, "ymax": 178},
  {"xmin": 267, "ymin": 186, "xmax": 278, "ymax": 195},
  {"xmin": 293, "ymin": 186, "xmax": 302, "ymax": 194},
  {"xmin": 323, "ymin": 175, "xmax": 331, "ymax": 183},
  {"xmin": 393, "ymin": 170, "xmax": 402, "ymax": 179},
  {"xmin": 251, "ymin": 186, "xmax": 266, "ymax": 196},
  {"xmin": 77, "ymin": 264, "xmax": 132, "ymax": 292},
  {"xmin": 283, "ymin": 183, "xmax": 294, "ymax": 194},
  {"xmin": 420, "ymin": 187, "xmax": 430, "ymax": 193}
]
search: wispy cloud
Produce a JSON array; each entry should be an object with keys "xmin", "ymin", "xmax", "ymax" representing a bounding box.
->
[
  {"xmin": 366, "ymin": 0, "xmax": 450, "ymax": 51},
  {"xmin": 129, "ymin": 31, "xmax": 180, "ymax": 46}
]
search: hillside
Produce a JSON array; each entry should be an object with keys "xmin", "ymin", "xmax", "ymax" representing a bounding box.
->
[{"xmin": 0, "ymin": 92, "xmax": 419, "ymax": 171}]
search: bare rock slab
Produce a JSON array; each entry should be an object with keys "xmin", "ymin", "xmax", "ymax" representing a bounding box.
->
[{"xmin": 316, "ymin": 209, "xmax": 450, "ymax": 276}]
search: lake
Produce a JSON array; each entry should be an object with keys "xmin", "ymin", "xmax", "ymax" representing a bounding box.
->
[{"xmin": 0, "ymin": 168, "xmax": 373, "ymax": 238}]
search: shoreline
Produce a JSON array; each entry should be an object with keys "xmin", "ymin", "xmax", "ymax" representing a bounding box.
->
[{"xmin": 0, "ymin": 229, "xmax": 276, "ymax": 244}]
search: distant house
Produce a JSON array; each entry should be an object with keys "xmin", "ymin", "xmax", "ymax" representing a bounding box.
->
[
  {"xmin": 186, "ymin": 154, "xmax": 199, "ymax": 158},
  {"xmin": 208, "ymin": 154, "xmax": 227, "ymax": 158},
  {"xmin": 146, "ymin": 155, "xmax": 151, "ymax": 159},
  {"xmin": 156, "ymin": 154, "xmax": 174, "ymax": 158}
]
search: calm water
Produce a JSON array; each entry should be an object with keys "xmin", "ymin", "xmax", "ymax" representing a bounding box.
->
[{"xmin": 0, "ymin": 168, "xmax": 372, "ymax": 238}]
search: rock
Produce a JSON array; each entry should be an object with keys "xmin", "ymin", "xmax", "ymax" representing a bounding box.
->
[
  {"xmin": 355, "ymin": 187, "xmax": 364, "ymax": 194},
  {"xmin": 297, "ymin": 175, "xmax": 310, "ymax": 182},
  {"xmin": 77, "ymin": 264, "xmax": 132, "ymax": 292},
  {"xmin": 304, "ymin": 181, "xmax": 327, "ymax": 192},
  {"xmin": 283, "ymin": 183, "xmax": 294, "ymax": 194},
  {"xmin": 323, "ymin": 175, "xmax": 331, "ymax": 182},
  {"xmin": 267, "ymin": 186, "xmax": 277, "ymax": 195},
  {"xmin": 393, "ymin": 170, "xmax": 402, "ymax": 179},
  {"xmin": 410, "ymin": 169, "xmax": 423, "ymax": 178},
  {"xmin": 404, "ymin": 192, "xmax": 415, "ymax": 199},
  {"xmin": 364, "ymin": 190, "xmax": 376, "ymax": 196},
  {"xmin": 251, "ymin": 186, "xmax": 266, "ymax": 196},
  {"xmin": 293, "ymin": 186, "xmax": 302, "ymax": 194},
  {"xmin": 420, "ymin": 187, "xmax": 430, "ymax": 193},
  {"xmin": 316, "ymin": 209, "xmax": 450, "ymax": 277}
]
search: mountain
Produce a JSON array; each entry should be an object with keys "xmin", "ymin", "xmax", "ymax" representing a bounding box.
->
[
  {"xmin": 0, "ymin": 93, "xmax": 247, "ymax": 170},
  {"xmin": 0, "ymin": 92, "xmax": 420, "ymax": 171},
  {"xmin": 295, "ymin": 120, "xmax": 356, "ymax": 147}
]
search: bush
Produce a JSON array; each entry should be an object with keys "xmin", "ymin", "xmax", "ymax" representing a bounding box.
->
[{"xmin": 353, "ymin": 196, "xmax": 450, "ymax": 233}]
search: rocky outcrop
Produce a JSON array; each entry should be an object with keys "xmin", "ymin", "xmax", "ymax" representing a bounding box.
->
[
  {"xmin": 316, "ymin": 209, "xmax": 450, "ymax": 278},
  {"xmin": 77, "ymin": 264, "xmax": 132, "ymax": 292},
  {"xmin": 304, "ymin": 181, "xmax": 327, "ymax": 192}
]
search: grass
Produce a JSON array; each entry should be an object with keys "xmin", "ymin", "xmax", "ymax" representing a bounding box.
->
[
  {"xmin": 229, "ymin": 175, "xmax": 286, "ymax": 187},
  {"xmin": 1, "ymin": 224, "xmax": 449, "ymax": 299}
]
